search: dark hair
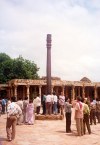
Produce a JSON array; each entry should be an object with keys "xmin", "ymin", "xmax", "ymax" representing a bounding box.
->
[
  {"xmin": 18, "ymin": 97, "xmax": 22, "ymax": 100},
  {"xmin": 53, "ymin": 92, "xmax": 56, "ymax": 95},
  {"xmin": 11, "ymin": 97, "xmax": 16, "ymax": 102},
  {"xmin": 65, "ymin": 97, "xmax": 68, "ymax": 102},
  {"xmin": 25, "ymin": 97, "xmax": 28, "ymax": 100},
  {"xmin": 29, "ymin": 99, "xmax": 33, "ymax": 103},
  {"xmin": 77, "ymin": 96, "xmax": 82, "ymax": 101}
]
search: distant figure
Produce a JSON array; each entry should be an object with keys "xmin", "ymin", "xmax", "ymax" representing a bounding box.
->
[
  {"xmin": 23, "ymin": 97, "xmax": 29, "ymax": 123},
  {"xmin": 53, "ymin": 92, "xmax": 58, "ymax": 115},
  {"xmin": 6, "ymin": 97, "xmax": 22, "ymax": 141},
  {"xmin": 59, "ymin": 92, "xmax": 65, "ymax": 116},
  {"xmin": 65, "ymin": 98, "xmax": 72, "ymax": 133},
  {"xmin": 26, "ymin": 99, "xmax": 34, "ymax": 125},
  {"xmin": 74, "ymin": 96, "xmax": 84, "ymax": 136},
  {"xmin": 96, "ymin": 98, "xmax": 100, "ymax": 123},
  {"xmin": 35, "ymin": 94, "xmax": 41, "ymax": 114},
  {"xmin": 82, "ymin": 98, "xmax": 91, "ymax": 134},
  {"xmin": 1, "ymin": 98, "xmax": 6, "ymax": 114},
  {"xmin": 45, "ymin": 92, "xmax": 52, "ymax": 115},
  {"xmin": 90, "ymin": 99, "xmax": 96, "ymax": 125},
  {"xmin": 42, "ymin": 94, "xmax": 46, "ymax": 115},
  {"xmin": 17, "ymin": 98, "xmax": 23, "ymax": 125}
]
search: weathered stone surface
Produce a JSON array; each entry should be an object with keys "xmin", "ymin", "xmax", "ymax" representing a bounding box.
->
[{"xmin": 35, "ymin": 114, "xmax": 64, "ymax": 120}]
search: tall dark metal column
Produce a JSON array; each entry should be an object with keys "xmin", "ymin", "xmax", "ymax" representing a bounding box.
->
[{"xmin": 46, "ymin": 34, "xmax": 52, "ymax": 94}]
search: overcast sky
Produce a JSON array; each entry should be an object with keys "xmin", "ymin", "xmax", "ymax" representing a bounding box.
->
[{"xmin": 0, "ymin": 0, "xmax": 100, "ymax": 82}]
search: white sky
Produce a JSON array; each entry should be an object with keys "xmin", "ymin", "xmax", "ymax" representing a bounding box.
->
[{"xmin": 0, "ymin": 0, "xmax": 100, "ymax": 82}]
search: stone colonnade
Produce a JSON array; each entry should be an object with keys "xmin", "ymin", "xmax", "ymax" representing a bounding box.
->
[{"xmin": 7, "ymin": 84, "xmax": 99, "ymax": 101}]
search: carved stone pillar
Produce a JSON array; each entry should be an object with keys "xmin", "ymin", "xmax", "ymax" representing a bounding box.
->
[
  {"xmin": 39, "ymin": 85, "xmax": 42, "ymax": 97},
  {"xmin": 26, "ymin": 85, "xmax": 30, "ymax": 101},
  {"xmin": 78, "ymin": 87, "xmax": 80, "ymax": 96},
  {"xmin": 14, "ymin": 85, "xmax": 17, "ymax": 101},
  {"xmin": 65, "ymin": 87, "xmax": 68, "ymax": 97},
  {"xmin": 82, "ymin": 85, "xmax": 85, "ymax": 98},
  {"xmin": 72, "ymin": 86, "xmax": 75, "ymax": 100},
  {"xmin": 56, "ymin": 87, "xmax": 58, "ymax": 95},
  {"xmin": 6, "ymin": 88, "xmax": 10, "ymax": 99},
  {"xmin": 62, "ymin": 85, "xmax": 65, "ymax": 95},
  {"xmin": 51, "ymin": 85, "xmax": 54, "ymax": 94},
  {"xmin": 10, "ymin": 87, "xmax": 13, "ymax": 98},
  {"xmin": 94, "ymin": 85, "xmax": 97, "ymax": 99}
]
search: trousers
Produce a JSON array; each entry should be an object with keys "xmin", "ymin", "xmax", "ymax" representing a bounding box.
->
[
  {"xmin": 76, "ymin": 118, "xmax": 83, "ymax": 136},
  {"xmin": 6, "ymin": 116, "xmax": 17, "ymax": 140}
]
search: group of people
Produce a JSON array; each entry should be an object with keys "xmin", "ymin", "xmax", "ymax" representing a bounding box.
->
[
  {"xmin": 0, "ymin": 92, "xmax": 100, "ymax": 141},
  {"xmin": 65, "ymin": 96, "xmax": 100, "ymax": 136},
  {"xmin": 42, "ymin": 92, "xmax": 65, "ymax": 116},
  {"xmin": 5, "ymin": 96, "xmax": 35, "ymax": 141}
]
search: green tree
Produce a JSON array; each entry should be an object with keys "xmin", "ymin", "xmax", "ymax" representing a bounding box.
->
[{"xmin": 0, "ymin": 53, "xmax": 40, "ymax": 83}]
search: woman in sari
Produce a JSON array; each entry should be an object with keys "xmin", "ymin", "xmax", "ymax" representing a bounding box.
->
[{"xmin": 26, "ymin": 99, "xmax": 34, "ymax": 125}]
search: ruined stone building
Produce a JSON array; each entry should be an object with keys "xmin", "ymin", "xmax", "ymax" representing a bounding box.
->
[{"xmin": 0, "ymin": 77, "xmax": 100, "ymax": 101}]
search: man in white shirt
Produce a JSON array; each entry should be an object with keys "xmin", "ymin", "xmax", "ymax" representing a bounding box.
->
[
  {"xmin": 45, "ymin": 92, "xmax": 52, "ymax": 115},
  {"xmin": 6, "ymin": 97, "xmax": 22, "ymax": 141},
  {"xmin": 53, "ymin": 92, "xmax": 58, "ymax": 115},
  {"xmin": 33, "ymin": 94, "xmax": 41, "ymax": 114}
]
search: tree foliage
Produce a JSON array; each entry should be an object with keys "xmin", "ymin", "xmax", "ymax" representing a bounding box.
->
[{"xmin": 0, "ymin": 53, "xmax": 40, "ymax": 83}]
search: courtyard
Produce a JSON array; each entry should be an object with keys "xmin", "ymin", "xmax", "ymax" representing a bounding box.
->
[{"xmin": 0, "ymin": 109, "xmax": 100, "ymax": 145}]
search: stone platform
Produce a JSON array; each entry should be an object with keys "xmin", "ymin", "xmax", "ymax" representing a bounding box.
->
[{"xmin": 35, "ymin": 114, "xmax": 64, "ymax": 120}]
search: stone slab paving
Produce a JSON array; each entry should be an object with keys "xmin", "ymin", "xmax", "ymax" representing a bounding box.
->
[{"xmin": 0, "ymin": 109, "xmax": 100, "ymax": 145}]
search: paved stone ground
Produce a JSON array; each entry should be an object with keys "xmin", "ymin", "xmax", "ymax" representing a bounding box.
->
[{"xmin": 0, "ymin": 109, "xmax": 100, "ymax": 145}]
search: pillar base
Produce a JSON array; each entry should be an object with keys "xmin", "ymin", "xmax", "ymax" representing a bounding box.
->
[{"xmin": 35, "ymin": 114, "xmax": 64, "ymax": 120}]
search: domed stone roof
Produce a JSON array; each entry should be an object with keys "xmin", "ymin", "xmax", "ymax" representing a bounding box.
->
[{"xmin": 80, "ymin": 77, "xmax": 91, "ymax": 83}]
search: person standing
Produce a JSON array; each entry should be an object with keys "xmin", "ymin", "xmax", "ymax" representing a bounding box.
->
[
  {"xmin": 23, "ymin": 97, "xmax": 29, "ymax": 123},
  {"xmin": 74, "ymin": 96, "xmax": 84, "ymax": 136},
  {"xmin": 59, "ymin": 92, "xmax": 65, "ymax": 116},
  {"xmin": 45, "ymin": 92, "xmax": 52, "ymax": 115},
  {"xmin": 17, "ymin": 98, "xmax": 23, "ymax": 125},
  {"xmin": 35, "ymin": 94, "xmax": 41, "ymax": 114},
  {"xmin": 90, "ymin": 99, "xmax": 96, "ymax": 125},
  {"xmin": 96, "ymin": 98, "xmax": 100, "ymax": 123},
  {"xmin": 65, "ymin": 98, "xmax": 72, "ymax": 133},
  {"xmin": 26, "ymin": 99, "xmax": 34, "ymax": 125},
  {"xmin": 82, "ymin": 98, "xmax": 91, "ymax": 134},
  {"xmin": 1, "ymin": 98, "xmax": 6, "ymax": 114},
  {"xmin": 53, "ymin": 92, "xmax": 58, "ymax": 115},
  {"xmin": 6, "ymin": 97, "xmax": 22, "ymax": 141},
  {"xmin": 42, "ymin": 94, "xmax": 46, "ymax": 115}
]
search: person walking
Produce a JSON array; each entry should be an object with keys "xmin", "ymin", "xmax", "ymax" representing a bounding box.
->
[
  {"xmin": 65, "ymin": 98, "xmax": 72, "ymax": 133},
  {"xmin": 6, "ymin": 97, "xmax": 22, "ymax": 141}
]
